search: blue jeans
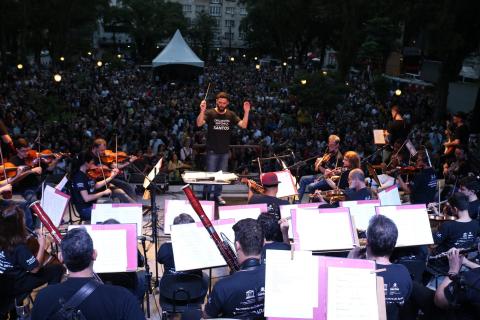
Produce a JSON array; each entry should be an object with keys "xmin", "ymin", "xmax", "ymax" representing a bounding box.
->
[
  {"xmin": 203, "ymin": 151, "xmax": 229, "ymax": 198},
  {"xmin": 297, "ymin": 175, "xmax": 331, "ymax": 202}
]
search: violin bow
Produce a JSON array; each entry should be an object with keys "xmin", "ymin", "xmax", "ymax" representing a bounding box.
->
[
  {"xmin": 0, "ymin": 144, "xmax": 8, "ymax": 182},
  {"xmin": 115, "ymin": 134, "xmax": 118, "ymax": 169},
  {"xmin": 96, "ymin": 152, "xmax": 111, "ymax": 198}
]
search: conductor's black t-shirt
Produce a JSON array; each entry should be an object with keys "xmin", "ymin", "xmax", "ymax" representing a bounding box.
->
[{"xmin": 204, "ymin": 109, "xmax": 240, "ymax": 154}]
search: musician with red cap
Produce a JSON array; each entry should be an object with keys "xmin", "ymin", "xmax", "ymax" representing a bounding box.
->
[{"xmin": 248, "ymin": 172, "xmax": 289, "ymax": 219}]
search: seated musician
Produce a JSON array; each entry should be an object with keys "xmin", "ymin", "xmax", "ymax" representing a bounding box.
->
[
  {"xmin": 344, "ymin": 168, "xmax": 373, "ymax": 201},
  {"xmin": 397, "ymin": 150, "xmax": 437, "ymax": 204},
  {"xmin": 443, "ymin": 146, "xmax": 471, "ymax": 185},
  {"xmin": 248, "ymin": 172, "xmax": 289, "ymax": 219},
  {"xmin": 69, "ymin": 151, "xmax": 119, "ymax": 221},
  {"xmin": 348, "ymin": 215, "xmax": 412, "ymax": 320},
  {"xmin": 459, "ymin": 177, "xmax": 480, "ymax": 220},
  {"xmin": 31, "ymin": 228, "xmax": 145, "ymax": 319},
  {"xmin": 91, "ymin": 138, "xmax": 137, "ymax": 203},
  {"xmin": 429, "ymin": 193, "xmax": 480, "ymax": 279},
  {"xmin": 257, "ymin": 213, "xmax": 290, "ymax": 264},
  {"xmin": 434, "ymin": 247, "xmax": 480, "ymax": 320},
  {"xmin": 0, "ymin": 205, "xmax": 64, "ymax": 304},
  {"xmin": 296, "ymin": 135, "xmax": 342, "ymax": 203},
  {"xmin": 204, "ymin": 218, "xmax": 265, "ymax": 318},
  {"xmin": 324, "ymin": 150, "xmax": 361, "ymax": 191}
]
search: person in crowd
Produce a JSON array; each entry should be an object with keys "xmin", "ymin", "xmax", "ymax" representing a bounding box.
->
[
  {"xmin": 349, "ymin": 215, "xmax": 412, "ymax": 320},
  {"xmin": 167, "ymin": 152, "xmax": 191, "ymax": 182},
  {"xmin": 0, "ymin": 205, "xmax": 64, "ymax": 303},
  {"xmin": 296, "ymin": 135, "xmax": 342, "ymax": 203},
  {"xmin": 443, "ymin": 112, "xmax": 470, "ymax": 153},
  {"xmin": 443, "ymin": 146, "xmax": 471, "ymax": 184},
  {"xmin": 197, "ymin": 92, "xmax": 250, "ymax": 205},
  {"xmin": 31, "ymin": 227, "xmax": 145, "ymax": 319},
  {"xmin": 248, "ymin": 172, "xmax": 289, "ymax": 219},
  {"xmin": 397, "ymin": 150, "xmax": 437, "ymax": 205},
  {"xmin": 69, "ymin": 151, "xmax": 118, "ymax": 220},
  {"xmin": 204, "ymin": 218, "xmax": 265, "ymax": 318},
  {"xmin": 257, "ymin": 213, "xmax": 290, "ymax": 264}
]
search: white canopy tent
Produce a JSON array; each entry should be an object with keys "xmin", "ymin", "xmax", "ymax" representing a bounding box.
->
[{"xmin": 152, "ymin": 30, "xmax": 204, "ymax": 68}]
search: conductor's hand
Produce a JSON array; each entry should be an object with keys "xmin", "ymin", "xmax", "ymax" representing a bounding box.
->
[
  {"xmin": 243, "ymin": 101, "xmax": 251, "ymax": 113},
  {"xmin": 200, "ymin": 100, "xmax": 207, "ymax": 112}
]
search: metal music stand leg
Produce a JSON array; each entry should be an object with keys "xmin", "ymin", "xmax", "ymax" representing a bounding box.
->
[{"xmin": 140, "ymin": 237, "xmax": 152, "ymax": 318}]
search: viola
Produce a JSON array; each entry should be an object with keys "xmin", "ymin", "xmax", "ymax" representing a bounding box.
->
[
  {"xmin": 87, "ymin": 165, "xmax": 112, "ymax": 180},
  {"xmin": 25, "ymin": 149, "xmax": 70, "ymax": 166},
  {"xmin": 395, "ymin": 166, "xmax": 422, "ymax": 174}
]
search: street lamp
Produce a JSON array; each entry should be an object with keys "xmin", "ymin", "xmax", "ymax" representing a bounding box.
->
[
  {"xmin": 60, "ymin": 56, "xmax": 65, "ymax": 62},
  {"xmin": 255, "ymin": 64, "xmax": 260, "ymax": 70},
  {"xmin": 283, "ymin": 62, "xmax": 287, "ymax": 67},
  {"xmin": 230, "ymin": 57, "xmax": 235, "ymax": 62},
  {"xmin": 322, "ymin": 70, "xmax": 327, "ymax": 76},
  {"xmin": 53, "ymin": 74, "xmax": 62, "ymax": 82},
  {"xmin": 301, "ymin": 79, "xmax": 307, "ymax": 85},
  {"xmin": 395, "ymin": 89, "xmax": 402, "ymax": 96},
  {"xmin": 96, "ymin": 61, "xmax": 103, "ymax": 67},
  {"xmin": 17, "ymin": 64, "xmax": 23, "ymax": 70},
  {"xmin": 87, "ymin": 51, "xmax": 92, "ymax": 56},
  {"xmin": 117, "ymin": 54, "xmax": 122, "ymax": 59}
]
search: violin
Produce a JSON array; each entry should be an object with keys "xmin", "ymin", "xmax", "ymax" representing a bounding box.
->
[
  {"xmin": 87, "ymin": 165, "xmax": 112, "ymax": 180},
  {"xmin": 394, "ymin": 166, "xmax": 421, "ymax": 174},
  {"xmin": 25, "ymin": 149, "xmax": 70, "ymax": 166},
  {"xmin": 0, "ymin": 162, "xmax": 19, "ymax": 178},
  {"xmin": 100, "ymin": 150, "xmax": 130, "ymax": 165}
]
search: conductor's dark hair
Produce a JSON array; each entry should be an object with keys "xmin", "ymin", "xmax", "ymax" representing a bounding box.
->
[
  {"xmin": 448, "ymin": 192, "xmax": 469, "ymax": 211},
  {"xmin": 216, "ymin": 92, "xmax": 230, "ymax": 100},
  {"xmin": 367, "ymin": 215, "xmax": 398, "ymax": 257},
  {"xmin": 173, "ymin": 213, "xmax": 194, "ymax": 225},
  {"xmin": 257, "ymin": 213, "xmax": 282, "ymax": 242},
  {"xmin": 233, "ymin": 218, "xmax": 264, "ymax": 256},
  {"xmin": 61, "ymin": 228, "xmax": 94, "ymax": 272}
]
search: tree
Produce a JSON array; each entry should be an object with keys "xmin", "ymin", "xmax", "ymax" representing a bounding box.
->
[{"xmin": 189, "ymin": 11, "xmax": 215, "ymax": 60}]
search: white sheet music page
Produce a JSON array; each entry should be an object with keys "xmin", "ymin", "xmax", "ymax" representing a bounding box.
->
[
  {"xmin": 264, "ymin": 250, "xmax": 318, "ymax": 318},
  {"xmin": 376, "ymin": 205, "xmax": 434, "ymax": 247},
  {"xmin": 163, "ymin": 199, "xmax": 215, "ymax": 234},
  {"xmin": 41, "ymin": 185, "xmax": 69, "ymax": 227},
  {"xmin": 280, "ymin": 203, "xmax": 319, "ymax": 239},
  {"xmin": 171, "ymin": 220, "xmax": 236, "ymax": 271},
  {"xmin": 373, "ymin": 130, "xmax": 386, "ymax": 145},
  {"xmin": 378, "ymin": 186, "xmax": 401, "ymax": 206},
  {"xmin": 91, "ymin": 204, "xmax": 142, "ymax": 237},
  {"xmin": 340, "ymin": 201, "xmax": 379, "ymax": 231},
  {"xmin": 274, "ymin": 170, "xmax": 298, "ymax": 198},
  {"xmin": 218, "ymin": 207, "xmax": 262, "ymax": 222},
  {"xmin": 90, "ymin": 229, "xmax": 128, "ymax": 273},
  {"xmin": 327, "ymin": 267, "xmax": 379, "ymax": 320},
  {"xmin": 143, "ymin": 158, "xmax": 163, "ymax": 188},
  {"xmin": 296, "ymin": 209, "xmax": 355, "ymax": 251}
]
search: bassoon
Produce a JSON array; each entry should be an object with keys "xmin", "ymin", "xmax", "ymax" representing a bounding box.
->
[{"xmin": 182, "ymin": 184, "xmax": 240, "ymax": 272}]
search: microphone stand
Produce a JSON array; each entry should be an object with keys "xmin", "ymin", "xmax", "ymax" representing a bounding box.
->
[{"xmin": 139, "ymin": 236, "xmax": 152, "ymax": 318}]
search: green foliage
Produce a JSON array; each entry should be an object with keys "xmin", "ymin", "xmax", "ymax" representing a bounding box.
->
[{"xmin": 189, "ymin": 11, "xmax": 215, "ymax": 60}]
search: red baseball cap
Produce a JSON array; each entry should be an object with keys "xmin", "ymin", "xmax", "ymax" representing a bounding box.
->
[{"xmin": 261, "ymin": 172, "xmax": 280, "ymax": 187}]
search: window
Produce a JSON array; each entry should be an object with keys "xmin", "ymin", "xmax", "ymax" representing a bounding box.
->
[
  {"xmin": 239, "ymin": 7, "xmax": 247, "ymax": 15},
  {"xmin": 183, "ymin": 4, "xmax": 192, "ymax": 13},
  {"xmin": 195, "ymin": 5, "xmax": 205, "ymax": 13},
  {"xmin": 239, "ymin": 31, "xmax": 246, "ymax": 40},
  {"xmin": 224, "ymin": 32, "xmax": 234, "ymax": 40},
  {"xmin": 213, "ymin": 18, "xmax": 221, "ymax": 28},
  {"xmin": 209, "ymin": 5, "xmax": 221, "ymax": 16},
  {"xmin": 225, "ymin": 20, "xmax": 235, "ymax": 28},
  {"xmin": 225, "ymin": 7, "xmax": 235, "ymax": 15},
  {"xmin": 210, "ymin": 0, "xmax": 221, "ymax": 4}
]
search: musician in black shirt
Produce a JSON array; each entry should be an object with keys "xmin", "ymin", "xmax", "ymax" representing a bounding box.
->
[
  {"xmin": 344, "ymin": 168, "xmax": 373, "ymax": 201},
  {"xmin": 444, "ymin": 112, "xmax": 470, "ymax": 152},
  {"xmin": 257, "ymin": 213, "xmax": 290, "ymax": 264},
  {"xmin": 398, "ymin": 150, "xmax": 437, "ymax": 204},
  {"xmin": 459, "ymin": 177, "xmax": 480, "ymax": 220},
  {"xmin": 248, "ymin": 172, "xmax": 289, "ymax": 219}
]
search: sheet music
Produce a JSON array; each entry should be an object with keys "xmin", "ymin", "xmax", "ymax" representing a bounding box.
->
[
  {"xmin": 339, "ymin": 200, "xmax": 380, "ymax": 231},
  {"xmin": 264, "ymin": 250, "xmax": 318, "ymax": 318},
  {"xmin": 274, "ymin": 170, "xmax": 298, "ymax": 198},
  {"xmin": 280, "ymin": 203, "xmax": 319, "ymax": 239},
  {"xmin": 91, "ymin": 203, "xmax": 142, "ymax": 237},
  {"xmin": 171, "ymin": 220, "xmax": 236, "ymax": 271},
  {"xmin": 90, "ymin": 229, "xmax": 128, "ymax": 273},
  {"xmin": 327, "ymin": 267, "xmax": 379, "ymax": 320},
  {"xmin": 218, "ymin": 207, "xmax": 262, "ymax": 221},
  {"xmin": 373, "ymin": 130, "xmax": 386, "ymax": 145},
  {"xmin": 377, "ymin": 186, "xmax": 401, "ymax": 206},
  {"xmin": 163, "ymin": 199, "xmax": 215, "ymax": 234},
  {"xmin": 55, "ymin": 175, "xmax": 68, "ymax": 191},
  {"xmin": 294, "ymin": 208, "xmax": 355, "ymax": 251},
  {"xmin": 41, "ymin": 185, "xmax": 70, "ymax": 227},
  {"xmin": 376, "ymin": 205, "xmax": 434, "ymax": 247},
  {"xmin": 143, "ymin": 158, "xmax": 163, "ymax": 188}
]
